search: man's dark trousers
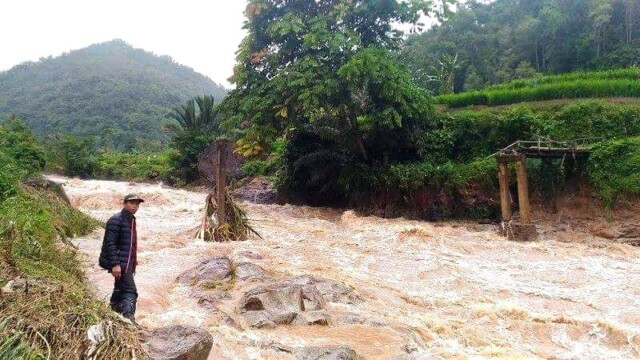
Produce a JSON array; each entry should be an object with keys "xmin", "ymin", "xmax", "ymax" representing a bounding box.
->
[{"xmin": 109, "ymin": 271, "xmax": 137, "ymax": 319}]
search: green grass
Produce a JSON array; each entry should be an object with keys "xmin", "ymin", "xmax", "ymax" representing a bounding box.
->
[
  {"xmin": 437, "ymin": 68, "xmax": 640, "ymax": 108},
  {"xmin": 485, "ymin": 68, "xmax": 640, "ymax": 91}
]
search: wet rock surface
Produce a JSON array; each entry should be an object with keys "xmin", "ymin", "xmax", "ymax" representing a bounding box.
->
[
  {"xmin": 232, "ymin": 177, "xmax": 278, "ymax": 204},
  {"xmin": 176, "ymin": 256, "xmax": 233, "ymax": 286},
  {"xmin": 291, "ymin": 346, "xmax": 358, "ymax": 360},
  {"xmin": 273, "ymin": 345, "xmax": 359, "ymax": 360},
  {"xmin": 289, "ymin": 275, "xmax": 363, "ymax": 304},
  {"xmin": 591, "ymin": 224, "xmax": 640, "ymax": 245},
  {"xmin": 238, "ymin": 281, "xmax": 327, "ymax": 328},
  {"xmin": 144, "ymin": 325, "xmax": 213, "ymax": 360},
  {"xmin": 235, "ymin": 262, "xmax": 270, "ymax": 281}
]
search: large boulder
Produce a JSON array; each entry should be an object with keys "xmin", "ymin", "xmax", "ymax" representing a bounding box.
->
[
  {"xmin": 289, "ymin": 275, "xmax": 363, "ymax": 304},
  {"xmin": 232, "ymin": 177, "xmax": 278, "ymax": 204},
  {"xmin": 144, "ymin": 325, "xmax": 213, "ymax": 360},
  {"xmin": 177, "ymin": 256, "xmax": 235, "ymax": 310},
  {"xmin": 235, "ymin": 262, "xmax": 271, "ymax": 282},
  {"xmin": 291, "ymin": 346, "xmax": 358, "ymax": 360},
  {"xmin": 238, "ymin": 282, "xmax": 328, "ymax": 328},
  {"xmin": 177, "ymin": 256, "xmax": 232, "ymax": 286}
]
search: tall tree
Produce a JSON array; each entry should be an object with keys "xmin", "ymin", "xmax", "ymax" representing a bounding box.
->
[
  {"xmin": 219, "ymin": 0, "xmax": 449, "ymax": 202},
  {"xmin": 400, "ymin": 0, "xmax": 640, "ymax": 94},
  {"xmin": 221, "ymin": 0, "xmax": 443, "ymax": 153}
]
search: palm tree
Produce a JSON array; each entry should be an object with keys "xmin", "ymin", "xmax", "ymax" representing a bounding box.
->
[
  {"xmin": 164, "ymin": 95, "xmax": 220, "ymax": 135},
  {"xmin": 163, "ymin": 95, "xmax": 222, "ymax": 183}
]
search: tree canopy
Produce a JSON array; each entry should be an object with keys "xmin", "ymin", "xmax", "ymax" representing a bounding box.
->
[
  {"xmin": 220, "ymin": 0, "xmax": 442, "ymax": 156},
  {"xmin": 219, "ymin": 0, "xmax": 450, "ymax": 204},
  {"xmin": 400, "ymin": 0, "xmax": 640, "ymax": 94}
]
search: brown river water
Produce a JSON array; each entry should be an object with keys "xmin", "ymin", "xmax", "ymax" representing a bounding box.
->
[{"xmin": 53, "ymin": 176, "xmax": 640, "ymax": 359}]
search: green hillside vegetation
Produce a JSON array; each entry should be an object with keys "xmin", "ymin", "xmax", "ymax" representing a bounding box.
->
[
  {"xmin": 0, "ymin": 39, "xmax": 227, "ymax": 151},
  {"xmin": 437, "ymin": 68, "xmax": 640, "ymax": 108},
  {"xmin": 400, "ymin": 0, "xmax": 640, "ymax": 94},
  {"xmin": 215, "ymin": 0, "xmax": 640, "ymax": 220},
  {"xmin": 482, "ymin": 68, "xmax": 640, "ymax": 91},
  {"xmin": 0, "ymin": 118, "xmax": 144, "ymax": 358},
  {"xmin": 345, "ymin": 99, "xmax": 640, "ymax": 218}
]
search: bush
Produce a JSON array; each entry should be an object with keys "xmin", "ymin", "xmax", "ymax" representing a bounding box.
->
[
  {"xmin": 446, "ymin": 106, "xmax": 543, "ymax": 161},
  {"xmin": 95, "ymin": 150, "xmax": 173, "ymax": 182},
  {"xmin": 0, "ymin": 153, "xmax": 23, "ymax": 202},
  {"xmin": 0, "ymin": 117, "xmax": 46, "ymax": 201},
  {"xmin": 446, "ymin": 100, "xmax": 640, "ymax": 150},
  {"xmin": 44, "ymin": 133, "xmax": 97, "ymax": 177},
  {"xmin": 344, "ymin": 158, "xmax": 498, "ymax": 219},
  {"xmin": 588, "ymin": 137, "xmax": 640, "ymax": 204},
  {"xmin": 0, "ymin": 117, "xmax": 46, "ymax": 180},
  {"xmin": 169, "ymin": 130, "xmax": 214, "ymax": 184}
]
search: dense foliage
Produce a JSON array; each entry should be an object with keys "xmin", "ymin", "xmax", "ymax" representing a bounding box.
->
[
  {"xmin": 445, "ymin": 100, "xmax": 640, "ymax": 157},
  {"xmin": 0, "ymin": 117, "xmax": 45, "ymax": 197},
  {"xmin": 168, "ymin": 95, "xmax": 225, "ymax": 184},
  {"xmin": 43, "ymin": 133, "xmax": 98, "ymax": 178},
  {"xmin": 94, "ymin": 150, "xmax": 174, "ymax": 183},
  {"xmin": 220, "ymin": 0, "xmax": 451, "ymax": 204},
  {"xmin": 341, "ymin": 100, "xmax": 640, "ymax": 217},
  {"xmin": 0, "ymin": 39, "xmax": 227, "ymax": 151},
  {"xmin": 589, "ymin": 136, "xmax": 640, "ymax": 204},
  {"xmin": 437, "ymin": 68, "xmax": 640, "ymax": 107},
  {"xmin": 400, "ymin": 0, "xmax": 640, "ymax": 94}
]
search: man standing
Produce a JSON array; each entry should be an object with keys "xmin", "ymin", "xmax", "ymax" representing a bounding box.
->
[{"xmin": 99, "ymin": 194, "xmax": 143, "ymax": 324}]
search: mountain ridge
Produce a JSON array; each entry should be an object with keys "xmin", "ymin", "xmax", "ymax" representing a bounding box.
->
[{"xmin": 0, "ymin": 39, "xmax": 227, "ymax": 150}]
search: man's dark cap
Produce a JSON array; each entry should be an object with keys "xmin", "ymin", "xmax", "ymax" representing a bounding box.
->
[{"xmin": 123, "ymin": 194, "xmax": 144, "ymax": 203}]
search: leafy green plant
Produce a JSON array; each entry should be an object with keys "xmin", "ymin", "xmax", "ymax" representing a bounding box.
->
[
  {"xmin": 43, "ymin": 133, "xmax": 97, "ymax": 177},
  {"xmin": 588, "ymin": 137, "xmax": 640, "ymax": 204},
  {"xmin": 95, "ymin": 150, "xmax": 173, "ymax": 182}
]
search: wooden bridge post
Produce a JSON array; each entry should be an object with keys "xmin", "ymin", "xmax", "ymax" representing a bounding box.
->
[
  {"xmin": 216, "ymin": 141, "xmax": 226, "ymax": 227},
  {"xmin": 497, "ymin": 161, "xmax": 512, "ymax": 222},
  {"xmin": 515, "ymin": 154, "xmax": 531, "ymax": 224}
]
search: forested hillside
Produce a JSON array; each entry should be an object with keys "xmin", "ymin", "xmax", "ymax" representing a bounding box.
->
[
  {"xmin": 0, "ymin": 39, "xmax": 227, "ymax": 150},
  {"xmin": 400, "ymin": 0, "xmax": 640, "ymax": 94}
]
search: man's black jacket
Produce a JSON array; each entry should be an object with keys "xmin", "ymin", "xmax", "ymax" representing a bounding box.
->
[{"xmin": 99, "ymin": 209, "xmax": 136, "ymax": 273}]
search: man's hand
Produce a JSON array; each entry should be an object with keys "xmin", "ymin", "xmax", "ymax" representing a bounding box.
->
[{"xmin": 112, "ymin": 264, "xmax": 122, "ymax": 280}]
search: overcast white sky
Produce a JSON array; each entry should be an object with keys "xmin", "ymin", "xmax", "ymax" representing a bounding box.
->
[{"xmin": 0, "ymin": 0, "xmax": 249, "ymax": 88}]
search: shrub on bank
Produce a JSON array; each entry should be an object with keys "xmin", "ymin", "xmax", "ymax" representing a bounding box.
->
[
  {"xmin": 346, "ymin": 158, "xmax": 499, "ymax": 220},
  {"xmin": 446, "ymin": 100, "xmax": 640, "ymax": 159},
  {"xmin": 588, "ymin": 137, "xmax": 640, "ymax": 204},
  {"xmin": 95, "ymin": 150, "xmax": 174, "ymax": 182}
]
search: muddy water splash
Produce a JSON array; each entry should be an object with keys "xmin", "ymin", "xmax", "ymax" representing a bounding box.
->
[{"xmin": 55, "ymin": 176, "xmax": 640, "ymax": 359}]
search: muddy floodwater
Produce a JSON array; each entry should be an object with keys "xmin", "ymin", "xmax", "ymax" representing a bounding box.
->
[{"xmin": 54, "ymin": 176, "xmax": 640, "ymax": 359}]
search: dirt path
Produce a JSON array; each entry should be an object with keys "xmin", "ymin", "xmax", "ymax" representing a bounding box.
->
[{"xmin": 55, "ymin": 176, "xmax": 640, "ymax": 359}]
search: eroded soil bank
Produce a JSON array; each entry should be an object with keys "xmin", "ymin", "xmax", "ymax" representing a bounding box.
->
[{"xmin": 55, "ymin": 176, "xmax": 640, "ymax": 359}]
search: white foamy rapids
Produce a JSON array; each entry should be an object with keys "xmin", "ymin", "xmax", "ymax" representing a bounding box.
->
[{"xmin": 55, "ymin": 176, "xmax": 640, "ymax": 359}]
